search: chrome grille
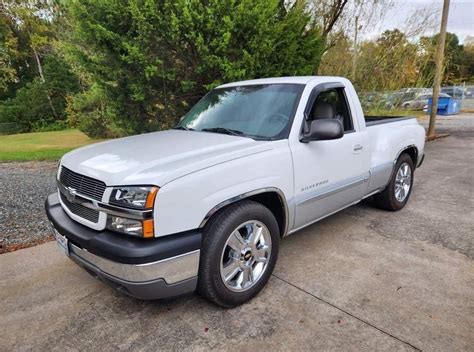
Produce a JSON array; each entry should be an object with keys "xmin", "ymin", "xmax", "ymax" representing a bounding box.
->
[
  {"xmin": 59, "ymin": 166, "xmax": 106, "ymax": 201},
  {"xmin": 60, "ymin": 192, "xmax": 100, "ymax": 223}
]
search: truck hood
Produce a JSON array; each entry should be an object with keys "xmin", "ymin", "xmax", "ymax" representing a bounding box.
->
[{"xmin": 61, "ymin": 130, "xmax": 272, "ymax": 186}]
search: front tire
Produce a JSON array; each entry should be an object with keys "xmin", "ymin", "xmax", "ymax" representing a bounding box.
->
[
  {"xmin": 374, "ymin": 153, "xmax": 414, "ymax": 211},
  {"xmin": 197, "ymin": 200, "xmax": 279, "ymax": 308}
]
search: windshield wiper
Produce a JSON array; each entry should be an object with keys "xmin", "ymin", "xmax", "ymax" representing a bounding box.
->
[
  {"xmin": 201, "ymin": 127, "xmax": 245, "ymax": 137},
  {"xmin": 173, "ymin": 126, "xmax": 195, "ymax": 131}
]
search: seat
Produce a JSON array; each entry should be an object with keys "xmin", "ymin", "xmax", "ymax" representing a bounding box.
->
[{"xmin": 309, "ymin": 102, "xmax": 335, "ymax": 120}]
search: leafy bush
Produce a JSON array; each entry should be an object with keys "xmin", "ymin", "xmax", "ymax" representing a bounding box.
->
[
  {"xmin": 0, "ymin": 79, "xmax": 51, "ymax": 132},
  {"xmin": 0, "ymin": 55, "xmax": 79, "ymax": 132},
  {"xmin": 65, "ymin": 0, "xmax": 324, "ymax": 136},
  {"xmin": 66, "ymin": 84, "xmax": 121, "ymax": 138}
]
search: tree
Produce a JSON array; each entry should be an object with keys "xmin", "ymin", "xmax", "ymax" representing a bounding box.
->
[
  {"xmin": 0, "ymin": 1, "xmax": 79, "ymax": 130},
  {"xmin": 422, "ymin": 32, "xmax": 465, "ymax": 84},
  {"xmin": 463, "ymin": 41, "xmax": 474, "ymax": 80},
  {"xmin": 64, "ymin": 0, "xmax": 324, "ymax": 136},
  {"xmin": 0, "ymin": 3, "xmax": 36, "ymax": 99},
  {"xmin": 0, "ymin": 55, "xmax": 80, "ymax": 131},
  {"xmin": 320, "ymin": 29, "xmax": 434, "ymax": 92}
]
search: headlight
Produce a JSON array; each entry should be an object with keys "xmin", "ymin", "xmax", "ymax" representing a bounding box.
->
[
  {"xmin": 106, "ymin": 216, "xmax": 154, "ymax": 238},
  {"xmin": 107, "ymin": 185, "xmax": 158, "ymax": 238},
  {"xmin": 109, "ymin": 186, "xmax": 159, "ymax": 209}
]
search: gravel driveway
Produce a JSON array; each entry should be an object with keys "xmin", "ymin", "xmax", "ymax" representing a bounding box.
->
[{"xmin": 0, "ymin": 161, "xmax": 58, "ymax": 253}]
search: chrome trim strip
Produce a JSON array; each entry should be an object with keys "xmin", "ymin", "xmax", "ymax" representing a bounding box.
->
[
  {"xmin": 57, "ymin": 181, "xmax": 152, "ymax": 220},
  {"xmin": 289, "ymin": 199, "xmax": 361, "ymax": 235},
  {"xmin": 362, "ymin": 189, "xmax": 381, "ymax": 200},
  {"xmin": 393, "ymin": 144, "xmax": 418, "ymax": 165},
  {"xmin": 295, "ymin": 172, "xmax": 370, "ymax": 207},
  {"xmin": 386, "ymin": 144, "xmax": 418, "ymax": 187},
  {"xmin": 199, "ymin": 187, "xmax": 290, "ymax": 237},
  {"xmin": 69, "ymin": 243, "xmax": 200, "ymax": 284}
]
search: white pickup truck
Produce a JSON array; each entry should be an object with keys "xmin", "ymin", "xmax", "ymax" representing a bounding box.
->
[{"xmin": 46, "ymin": 76, "xmax": 425, "ymax": 307}]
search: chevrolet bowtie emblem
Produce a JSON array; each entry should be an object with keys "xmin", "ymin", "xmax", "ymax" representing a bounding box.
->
[{"xmin": 65, "ymin": 187, "xmax": 77, "ymax": 202}]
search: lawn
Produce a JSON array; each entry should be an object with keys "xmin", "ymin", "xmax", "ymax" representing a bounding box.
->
[{"xmin": 0, "ymin": 129, "xmax": 104, "ymax": 162}]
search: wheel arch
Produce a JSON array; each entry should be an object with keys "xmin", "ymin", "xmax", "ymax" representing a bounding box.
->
[
  {"xmin": 381, "ymin": 145, "xmax": 418, "ymax": 191},
  {"xmin": 397, "ymin": 145, "xmax": 418, "ymax": 167},
  {"xmin": 199, "ymin": 188, "xmax": 289, "ymax": 237}
]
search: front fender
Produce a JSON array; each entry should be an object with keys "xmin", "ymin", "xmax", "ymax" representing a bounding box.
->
[{"xmin": 153, "ymin": 141, "xmax": 293, "ymax": 237}]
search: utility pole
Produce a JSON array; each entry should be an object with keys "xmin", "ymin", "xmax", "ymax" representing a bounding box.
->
[
  {"xmin": 352, "ymin": 14, "xmax": 359, "ymax": 80},
  {"xmin": 427, "ymin": 0, "xmax": 450, "ymax": 139}
]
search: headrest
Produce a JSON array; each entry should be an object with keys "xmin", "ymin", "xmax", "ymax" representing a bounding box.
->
[{"xmin": 311, "ymin": 102, "xmax": 335, "ymax": 120}]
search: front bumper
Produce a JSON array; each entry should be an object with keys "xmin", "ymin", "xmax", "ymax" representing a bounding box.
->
[{"xmin": 45, "ymin": 193, "xmax": 201, "ymax": 300}]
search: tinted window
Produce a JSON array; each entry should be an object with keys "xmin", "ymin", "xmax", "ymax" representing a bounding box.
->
[{"xmin": 178, "ymin": 84, "xmax": 304, "ymax": 140}]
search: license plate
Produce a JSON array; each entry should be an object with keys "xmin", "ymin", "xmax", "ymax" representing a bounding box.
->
[{"xmin": 50, "ymin": 223, "xmax": 69, "ymax": 256}]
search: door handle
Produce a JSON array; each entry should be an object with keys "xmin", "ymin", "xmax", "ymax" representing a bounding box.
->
[{"xmin": 353, "ymin": 144, "xmax": 363, "ymax": 152}]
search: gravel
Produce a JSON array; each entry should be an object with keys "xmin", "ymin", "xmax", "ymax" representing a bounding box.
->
[{"xmin": 0, "ymin": 161, "xmax": 58, "ymax": 253}]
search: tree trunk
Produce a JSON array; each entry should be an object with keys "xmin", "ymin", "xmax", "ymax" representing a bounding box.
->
[{"xmin": 32, "ymin": 47, "xmax": 58, "ymax": 119}]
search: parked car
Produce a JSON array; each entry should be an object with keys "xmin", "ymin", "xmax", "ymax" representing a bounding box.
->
[
  {"xmin": 402, "ymin": 93, "xmax": 450, "ymax": 110},
  {"xmin": 383, "ymin": 92, "xmax": 418, "ymax": 109},
  {"xmin": 441, "ymin": 87, "xmax": 464, "ymax": 98},
  {"xmin": 464, "ymin": 87, "xmax": 474, "ymax": 98},
  {"xmin": 45, "ymin": 76, "xmax": 426, "ymax": 307}
]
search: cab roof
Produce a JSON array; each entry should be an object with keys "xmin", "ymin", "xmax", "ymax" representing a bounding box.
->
[{"xmin": 217, "ymin": 76, "xmax": 344, "ymax": 88}]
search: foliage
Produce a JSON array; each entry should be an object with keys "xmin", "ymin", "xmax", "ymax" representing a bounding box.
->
[
  {"xmin": 319, "ymin": 29, "xmax": 474, "ymax": 92},
  {"xmin": 421, "ymin": 32, "xmax": 473, "ymax": 84},
  {"xmin": 64, "ymin": 0, "xmax": 324, "ymax": 136},
  {"xmin": 66, "ymin": 84, "xmax": 119, "ymax": 138},
  {"xmin": 0, "ymin": 1, "xmax": 80, "ymax": 131},
  {"xmin": 0, "ymin": 1, "xmax": 56, "ymax": 99},
  {"xmin": 0, "ymin": 55, "xmax": 80, "ymax": 131},
  {"xmin": 0, "ymin": 129, "xmax": 102, "ymax": 161},
  {"xmin": 463, "ymin": 42, "xmax": 474, "ymax": 79},
  {"xmin": 1, "ymin": 1, "xmax": 472, "ymax": 138}
]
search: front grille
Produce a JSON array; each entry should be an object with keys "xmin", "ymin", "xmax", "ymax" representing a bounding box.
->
[
  {"xmin": 60, "ymin": 192, "xmax": 100, "ymax": 223},
  {"xmin": 59, "ymin": 166, "xmax": 106, "ymax": 201}
]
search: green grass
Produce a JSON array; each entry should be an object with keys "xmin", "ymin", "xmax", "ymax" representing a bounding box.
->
[
  {"xmin": 0, "ymin": 129, "xmax": 104, "ymax": 162},
  {"xmin": 365, "ymin": 109, "xmax": 426, "ymax": 117}
]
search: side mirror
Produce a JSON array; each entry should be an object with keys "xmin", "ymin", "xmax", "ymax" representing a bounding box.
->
[{"xmin": 300, "ymin": 119, "xmax": 344, "ymax": 143}]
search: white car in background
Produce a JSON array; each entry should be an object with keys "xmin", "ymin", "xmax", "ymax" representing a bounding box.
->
[{"xmin": 402, "ymin": 93, "xmax": 450, "ymax": 110}]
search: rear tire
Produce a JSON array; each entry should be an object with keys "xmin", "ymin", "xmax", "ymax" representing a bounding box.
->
[
  {"xmin": 197, "ymin": 200, "xmax": 279, "ymax": 308},
  {"xmin": 374, "ymin": 153, "xmax": 414, "ymax": 211}
]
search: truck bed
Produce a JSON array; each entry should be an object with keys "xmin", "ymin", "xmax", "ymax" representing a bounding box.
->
[{"xmin": 365, "ymin": 116, "xmax": 415, "ymax": 127}]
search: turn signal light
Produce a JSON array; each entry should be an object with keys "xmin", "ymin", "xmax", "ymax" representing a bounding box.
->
[{"xmin": 143, "ymin": 219, "xmax": 154, "ymax": 238}]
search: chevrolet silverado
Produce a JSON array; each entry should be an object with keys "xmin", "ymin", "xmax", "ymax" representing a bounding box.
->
[{"xmin": 46, "ymin": 76, "xmax": 425, "ymax": 307}]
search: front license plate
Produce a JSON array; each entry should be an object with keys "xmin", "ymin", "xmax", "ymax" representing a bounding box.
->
[{"xmin": 50, "ymin": 223, "xmax": 69, "ymax": 256}]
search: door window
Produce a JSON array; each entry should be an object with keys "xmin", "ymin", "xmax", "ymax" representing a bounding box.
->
[{"xmin": 307, "ymin": 88, "xmax": 354, "ymax": 132}]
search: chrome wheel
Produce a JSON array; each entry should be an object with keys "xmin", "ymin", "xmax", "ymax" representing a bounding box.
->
[
  {"xmin": 220, "ymin": 220, "xmax": 272, "ymax": 292},
  {"xmin": 395, "ymin": 162, "xmax": 412, "ymax": 202}
]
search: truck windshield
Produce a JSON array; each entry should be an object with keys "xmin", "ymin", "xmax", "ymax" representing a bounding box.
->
[{"xmin": 176, "ymin": 84, "xmax": 304, "ymax": 140}]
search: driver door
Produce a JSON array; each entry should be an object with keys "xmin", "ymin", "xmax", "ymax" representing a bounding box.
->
[{"xmin": 290, "ymin": 83, "xmax": 369, "ymax": 230}]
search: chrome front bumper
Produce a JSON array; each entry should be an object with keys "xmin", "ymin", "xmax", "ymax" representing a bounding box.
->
[
  {"xmin": 45, "ymin": 192, "xmax": 202, "ymax": 300},
  {"xmin": 68, "ymin": 243, "xmax": 199, "ymax": 300}
]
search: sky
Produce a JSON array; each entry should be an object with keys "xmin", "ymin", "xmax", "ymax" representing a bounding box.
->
[{"xmin": 365, "ymin": 0, "xmax": 474, "ymax": 43}]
